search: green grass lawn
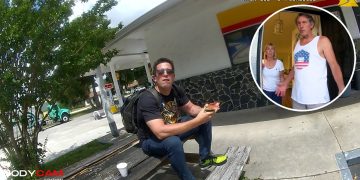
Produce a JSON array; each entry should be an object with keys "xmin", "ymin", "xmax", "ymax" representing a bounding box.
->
[{"xmin": 41, "ymin": 140, "xmax": 112, "ymax": 170}]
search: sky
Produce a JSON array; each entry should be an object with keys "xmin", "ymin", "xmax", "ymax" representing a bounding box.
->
[{"xmin": 71, "ymin": 0, "xmax": 167, "ymax": 27}]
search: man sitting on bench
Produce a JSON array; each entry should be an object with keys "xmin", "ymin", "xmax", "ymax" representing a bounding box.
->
[{"xmin": 137, "ymin": 58, "xmax": 227, "ymax": 180}]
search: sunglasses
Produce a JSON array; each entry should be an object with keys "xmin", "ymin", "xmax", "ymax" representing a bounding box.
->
[{"xmin": 156, "ymin": 68, "xmax": 174, "ymax": 75}]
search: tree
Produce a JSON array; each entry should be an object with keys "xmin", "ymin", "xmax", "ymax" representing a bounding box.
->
[
  {"xmin": 0, "ymin": 0, "xmax": 119, "ymax": 173},
  {"xmin": 57, "ymin": 75, "xmax": 93, "ymax": 108},
  {"xmin": 59, "ymin": 75, "xmax": 103, "ymax": 110}
]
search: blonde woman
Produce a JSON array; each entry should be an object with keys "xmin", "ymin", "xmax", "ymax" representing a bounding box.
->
[{"xmin": 262, "ymin": 43, "xmax": 284, "ymax": 104}]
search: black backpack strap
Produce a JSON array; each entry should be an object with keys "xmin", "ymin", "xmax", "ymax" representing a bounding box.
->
[
  {"xmin": 147, "ymin": 88, "xmax": 162, "ymax": 105},
  {"xmin": 148, "ymin": 84, "xmax": 180, "ymax": 105},
  {"xmin": 172, "ymin": 84, "xmax": 179, "ymax": 98}
]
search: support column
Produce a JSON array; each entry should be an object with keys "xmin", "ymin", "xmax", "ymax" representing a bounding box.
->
[
  {"xmin": 110, "ymin": 63, "xmax": 124, "ymax": 107},
  {"xmin": 143, "ymin": 53, "xmax": 152, "ymax": 85},
  {"xmin": 341, "ymin": 7, "xmax": 360, "ymax": 39},
  {"xmin": 96, "ymin": 66, "xmax": 119, "ymax": 137}
]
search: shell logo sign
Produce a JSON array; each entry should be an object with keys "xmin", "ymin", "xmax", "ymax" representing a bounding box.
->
[
  {"xmin": 216, "ymin": 0, "xmax": 340, "ymax": 34},
  {"xmin": 338, "ymin": 0, "xmax": 358, "ymax": 7}
]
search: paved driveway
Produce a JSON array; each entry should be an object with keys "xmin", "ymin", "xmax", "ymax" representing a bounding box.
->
[{"xmin": 38, "ymin": 111, "xmax": 124, "ymax": 162}]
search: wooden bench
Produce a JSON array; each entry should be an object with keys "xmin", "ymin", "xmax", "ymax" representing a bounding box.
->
[
  {"xmin": 125, "ymin": 144, "xmax": 251, "ymax": 180},
  {"xmin": 63, "ymin": 134, "xmax": 251, "ymax": 180},
  {"xmin": 109, "ymin": 136, "xmax": 199, "ymax": 179},
  {"xmin": 206, "ymin": 146, "xmax": 251, "ymax": 180}
]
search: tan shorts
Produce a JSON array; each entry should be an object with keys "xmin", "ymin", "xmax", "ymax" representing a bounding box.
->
[{"xmin": 292, "ymin": 100, "xmax": 328, "ymax": 110}]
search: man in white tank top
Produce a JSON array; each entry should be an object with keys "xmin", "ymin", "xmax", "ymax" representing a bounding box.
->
[{"xmin": 276, "ymin": 13, "xmax": 345, "ymax": 110}]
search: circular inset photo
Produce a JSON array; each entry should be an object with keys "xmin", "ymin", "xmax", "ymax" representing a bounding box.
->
[{"xmin": 249, "ymin": 5, "xmax": 356, "ymax": 112}]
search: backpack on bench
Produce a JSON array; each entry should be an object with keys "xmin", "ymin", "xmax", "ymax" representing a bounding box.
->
[{"xmin": 120, "ymin": 88, "xmax": 161, "ymax": 134}]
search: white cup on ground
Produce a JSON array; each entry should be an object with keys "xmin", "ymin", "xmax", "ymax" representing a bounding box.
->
[{"xmin": 117, "ymin": 162, "xmax": 128, "ymax": 177}]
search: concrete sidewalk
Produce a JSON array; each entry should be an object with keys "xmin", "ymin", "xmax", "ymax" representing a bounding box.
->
[{"xmin": 181, "ymin": 90, "xmax": 360, "ymax": 179}]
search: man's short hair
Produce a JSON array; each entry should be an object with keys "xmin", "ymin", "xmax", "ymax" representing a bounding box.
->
[
  {"xmin": 295, "ymin": 13, "xmax": 315, "ymax": 26},
  {"xmin": 152, "ymin": 57, "xmax": 175, "ymax": 75}
]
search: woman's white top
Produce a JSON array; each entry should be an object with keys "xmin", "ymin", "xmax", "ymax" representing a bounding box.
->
[{"xmin": 262, "ymin": 59, "xmax": 284, "ymax": 92}]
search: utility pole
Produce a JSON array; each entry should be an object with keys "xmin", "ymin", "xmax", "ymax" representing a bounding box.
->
[{"xmin": 96, "ymin": 66, "xmax": 119, "ymax": 137}]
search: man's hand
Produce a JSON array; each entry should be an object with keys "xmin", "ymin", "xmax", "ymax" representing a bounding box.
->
[
  {"xmin": 338, "ymin": 86, "xmax": 345, "ymax": 95},
  {"xmin": 275, "ymin": 67, "xmax": 293, "ymax": 97},
  {"xmin": 196, "ymin": 102, "xmax": 219, "ymax": 122},
  {"xmin": 204, "ymin": 102, "xmax": 220, "ymax": 112},
  {"xmin": 276, "ymin": 82, "xmax": 287, "ymax": 97}
]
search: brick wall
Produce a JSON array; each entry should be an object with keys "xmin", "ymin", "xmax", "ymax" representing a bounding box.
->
[{"xmin": 176, "ymin": 62, "xmax": 271, "ymax": 112}]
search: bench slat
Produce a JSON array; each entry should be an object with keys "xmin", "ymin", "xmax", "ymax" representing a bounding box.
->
[
  {"xmin": 92, "ymin": 145, "xmax": 152, "ymax": 180},
  {"xmin": 125, "ymin": 154, "xmax": 165, "ymax": 180},
  {"xmin": 63, "ymin": 133, "xmax": 138, "ymax": 179},
  {"xmin": 92, "ymin": 146, "xmax": 155, "ymax": 180},
  {"xmin": 67, "ymin": 144, "xmax": 149, "ymax": 179},
  {"xmin": 206, "ymin": 146, "xmax": 251, "ymax": 180},
  {"xmin": 69, "ymin": 144, "xmax": 166, "ymax": 180}
]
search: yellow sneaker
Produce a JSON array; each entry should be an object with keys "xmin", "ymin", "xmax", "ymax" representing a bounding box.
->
[{"xmin": 200, "ymin": 154, "xmax": 227, "ymax": 169}]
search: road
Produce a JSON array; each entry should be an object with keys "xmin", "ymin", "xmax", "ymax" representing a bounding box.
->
[{"xmin": 38, "ymin": 111, "xmax": 124, "ymax": 162}]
